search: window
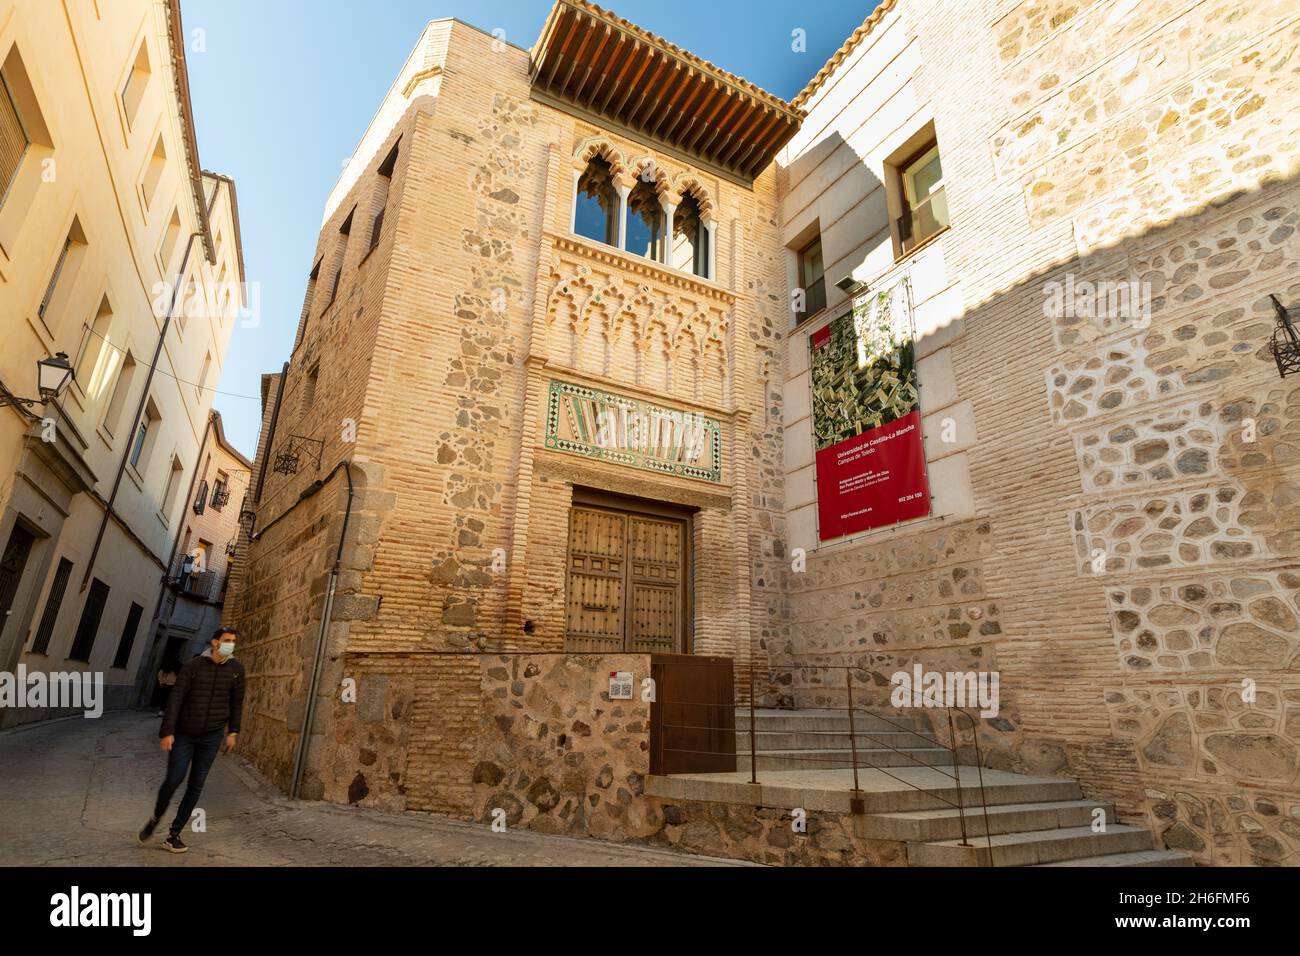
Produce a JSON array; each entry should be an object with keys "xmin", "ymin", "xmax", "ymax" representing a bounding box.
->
[
  {"xmin": 159, "ymin": 207, "xmax": 181, "ymax": 274},
  {"xmin": 141, "ymin": 133, "xmax": 166, "ymax": 209},
  {"xmin": 795, "ymin": 236, "xmax": 826, "ymax": 325},
  {"xmin": 192, "ymin": 476, "xmax": 208, "ymax": 515},
  {"xmin": 368, "ymin": 140, "xmax": 399, "ymax": 254},
  {"xmin": 897, "ymin": 141, "xmax": 948, "ymax": 255},
  {"xmin": 0, "ymin": 65, "xmax": 29, "ymax": 208},
  {"xmin": 110, "ymin": 602, "xmax": 144, "ymax": 670},
  {"xmin": 129, "ymin": 419, "xmax": 149, "ymax": 467},
  {"xmin": 36, "ymin": 220, "xmax": 86, "ymax": 327},
  {"xmin": 120, "ymin": 40, "xmax": 150, "ymax": 130},
  {"xmin": 67, "ymin": 578, "xmax": 110, "ymax": 662},
  {"xmin": 325, "ymin": 209, "xmax": 353, "ymax": 308},
  {"xmin": 672, "ymin": 193, "xmax": 709, "ymax": 278},
  {"xmin": 130, "ymin": 398, "xmax": 160, "ymax": 471},
  {"xmin": 196, "ymin": 351, "xmax": 211, "ymax": 400},
  {"xmin": 0, "ymin": 47, "xmax": 53, "ymax": 221},
  {"xmin": 574, "ymin": 154, "xmax": 618, "ymax": 246},
  {"xmin": 103, "ymin": 351, "xmax": 136, "ymax": 437},
  {"xmin": 30, "ymin": 557, "xmax": 74, "ymax": 655},
  {"xmin": 301, "ymin": 362, "xmax": 319, "ymax": 416},
  {"xmin": 625, "ymin": 178, "xmax": 663, "ymax": 260},
  {"xmin": 161, "ymin": 455, "xmax": 184, "ymax": 517},
  {"xmin": 75, "ymin": 296, "xmax": 114, "ymax": 400},
  {"xmin": 211, "ymin": 471, "xmax": 229, "ymax": 511},
  {"xmin": 296, "ymin": 258, "xmax": 322, "ymax": 347}
]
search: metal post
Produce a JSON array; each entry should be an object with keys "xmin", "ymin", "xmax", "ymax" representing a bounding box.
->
[
  {"xmin": 748, "ymin": 658, "xmax": 757, "ymax": 785},
  {"xmin": 845, "ymin": 668, "xmax": 864, "ymax": 813},
  {"xmin": 948, "ymin": 709, "xmax": 970, "ymax": 847}
]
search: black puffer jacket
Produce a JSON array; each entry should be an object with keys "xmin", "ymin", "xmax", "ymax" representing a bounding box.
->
[{"xmin": 160, "ymin": 651, "xmax": 245, "ymax": 738}]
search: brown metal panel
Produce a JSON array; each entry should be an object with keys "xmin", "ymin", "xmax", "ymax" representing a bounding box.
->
[{"xmin": 650, "ymin": 654, "xmax": 736, "ymax": 775}]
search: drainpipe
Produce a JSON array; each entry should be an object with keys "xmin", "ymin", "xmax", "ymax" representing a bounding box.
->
[
  {"xmin": 81, "ymin": 231, "xmax": 205, "ymax": 592},
  {"xmin": 289, "ymin": 461, "xmax": 354, "ymax": 799}
]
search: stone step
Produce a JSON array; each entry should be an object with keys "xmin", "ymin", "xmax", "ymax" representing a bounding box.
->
[
  {"xmin": 1034, "ymin": 850, "xmax": 1197, "ymax": 867},
  {"xmin": 856, "ymin": 799, "xmax": 1116, "ymax": 842},
  {"xmin": 645, "ymin": 768, "xmax": 1085, "ymax": 815},
  {"xmin": 736, "ymin": 709, "xmax": 930, "ymax": 733},
  {"xmin": 858, "ymin": 776, "xmax": 1085, "ymax": 814},
  {"xmin": 737, "ymin": 747, "xmax": 951, "ymax": 772},
  {"xmin": 908, "ymin": 824, "xmax": 1154, "ymax": 867},
  {"xmin": 736, "ymin": 730, "xmax": 938, "ymax": 752}
]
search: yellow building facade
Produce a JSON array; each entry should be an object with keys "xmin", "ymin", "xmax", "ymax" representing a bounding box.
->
[{"xmin": 0, "ymin": 0, "xmax": 244, "ymax": 723}]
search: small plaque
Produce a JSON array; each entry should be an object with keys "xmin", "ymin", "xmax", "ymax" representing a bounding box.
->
[{"xmin": 609, "ymin": 671, "xmax": 633, "ymax": 700}]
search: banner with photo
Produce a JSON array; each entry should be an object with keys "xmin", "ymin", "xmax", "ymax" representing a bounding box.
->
[{"xmin": 809, "ymin": 277, "xmax": 930, "ymax": 540}]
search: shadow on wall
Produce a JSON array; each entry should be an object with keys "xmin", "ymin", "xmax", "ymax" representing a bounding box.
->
[
  {"xmin": 780, "ymin": 129, "xmax": 891, "ymax": 315},
  {"xmin": 777, "ymin": 165, "xmax": 1300, "ymax": 866}
]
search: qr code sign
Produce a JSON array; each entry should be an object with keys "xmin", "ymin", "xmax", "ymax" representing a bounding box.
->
[{"xmin": 609, "ymin": 671, "xmax": 633, "ymax": 700}]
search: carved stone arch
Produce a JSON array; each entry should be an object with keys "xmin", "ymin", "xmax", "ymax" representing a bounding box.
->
[
  {"xmin": 642, "ymin": 315, "xmax": 675, "ymax": 393},
  {"xmin": 703, "ymin": 322, "xmax": 730, "ymax": 407},
  {"xmin": 588, "ymin": 282, "xmax": 626, "ymax": 334},
  {"xmin": 573, "ymin": 136, "xmax": 628, "ymax": 178},
  {"xmin": 671, "ymin": 307, "xmax": 708, "ymax": 356},
  {"xmin": 582, "ymin": 280, "xmax": 625, "ymax": 376},
  {"xmin": 624, "ymin": 155, "xmax": 673, "ymax": 195},
  {"xmin": 670, "ymin": 174, "xmax": 717, "ymax": 223}
]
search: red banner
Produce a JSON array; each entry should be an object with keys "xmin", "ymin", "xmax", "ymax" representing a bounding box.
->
[
  {"xmin": 809, "ymin": 279, "xmax": 930, "ymax": 540},
  {"xmin": 814, "ymin": 409, "xmax": 930, "ymax": 539}
]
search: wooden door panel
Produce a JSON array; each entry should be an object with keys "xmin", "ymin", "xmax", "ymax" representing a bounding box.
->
[
  {"xmin": 629, "ymin": 584, "xmax": 678, "ymax": 653},
  {"xmin": 565, "ymin": 508, "xmax": 626, "ymax": 652}
]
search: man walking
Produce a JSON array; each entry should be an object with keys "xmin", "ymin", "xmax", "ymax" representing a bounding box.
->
[{"xmin": 138, "ymin": 627, "xmax": 245, "ymax": 853}]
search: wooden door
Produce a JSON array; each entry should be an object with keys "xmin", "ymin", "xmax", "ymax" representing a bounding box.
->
[
  {"xmin": 0, "ymin": 524, "xmax": 36, "ymax": 647},
  {"xmin": 565, "ymin": 502, "xmax": 687, "ymax": 653},
  {"xmin": 565, "ymin": 507, "xmax": 627, "ymax": 652},
  {"xmin": 626, "ymin": 514, "xmax": 681, "ymax": 653}
]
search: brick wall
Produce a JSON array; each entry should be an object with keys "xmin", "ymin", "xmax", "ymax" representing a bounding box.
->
[{"xmin": 778, "ymin": 0, "xmax": 1300, "ymax": 865}]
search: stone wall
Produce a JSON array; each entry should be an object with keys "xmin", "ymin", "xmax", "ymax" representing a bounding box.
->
[{"xmin": 776, "ymin": 0, "xmax": 1300, "ymax": 865}]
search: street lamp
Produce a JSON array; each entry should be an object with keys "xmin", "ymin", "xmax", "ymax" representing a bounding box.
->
[
  {"xmin": 1269, "ymin": 295, "xmax": 1300, "ymax": 379},
  {"xmin": 0, "ymin": 352, "xmax": 76, "ymax": 408}
]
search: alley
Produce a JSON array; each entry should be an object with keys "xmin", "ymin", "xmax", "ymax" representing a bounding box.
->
[{"xmin": 0, "ymin": 712, "xmax": 741, "ymax": 867}]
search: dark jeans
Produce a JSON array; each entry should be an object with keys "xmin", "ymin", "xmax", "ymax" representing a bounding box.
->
[{"xmin": 153, "ymin": 730, "xmax": 223, "ymax": 837}]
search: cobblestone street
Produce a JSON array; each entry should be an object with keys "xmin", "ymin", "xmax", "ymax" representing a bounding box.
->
[{"xmin": 0, "ymin": 712, "xmax": 741, "ymax": 867}]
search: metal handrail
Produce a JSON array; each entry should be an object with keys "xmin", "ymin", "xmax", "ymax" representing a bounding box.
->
[{"xmin": 658, "ymin": 658, "xmax": 997, "ymax": 860}]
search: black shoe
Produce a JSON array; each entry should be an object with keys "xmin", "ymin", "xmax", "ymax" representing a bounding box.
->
[
  {"xmin": 137, "ymin": 816, "xmax": 160, "ymax": 843},
  {"xmin": 162, "ymin": 833, "xmax": 188, "ymax": 854}
]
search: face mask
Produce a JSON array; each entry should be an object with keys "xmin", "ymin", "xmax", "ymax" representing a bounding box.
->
[{"xmin": 218, "ymin": 642, "xmax": 236, "ymax": 658}]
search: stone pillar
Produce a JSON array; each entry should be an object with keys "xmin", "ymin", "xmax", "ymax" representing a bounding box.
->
[
  {"xmin": 705, "ymin": 219, "xmax": 717, "ymax": 280},
  {"xmin": 616, "ymin": 183, "xmax": 630, "ymax": 250},
  {"xmin": 662, "ymin": 201, "xmax": 676, "ymax": 265},
  {"xmin": 570, "ymin": 169, "xmax": 580, "ymax": 233}
]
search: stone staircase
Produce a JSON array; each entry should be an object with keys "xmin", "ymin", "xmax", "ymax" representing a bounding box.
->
[
  {"xmin": 736, "ymin": 707, "xmax": 948, "ymax": 772},
  {"xmin": 732, "ymin": 709, "xmax": 1193, "ymax": 867}
]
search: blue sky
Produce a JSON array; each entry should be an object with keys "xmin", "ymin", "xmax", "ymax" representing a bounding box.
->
[{"xmin": 184, "ymin": 0, "xmax": 876, "ymax": 456}]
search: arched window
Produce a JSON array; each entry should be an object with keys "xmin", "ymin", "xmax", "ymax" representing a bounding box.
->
[
  {"xmin": 625, "ymin": 178, "xmax": 663, "ymax": 260},
  {"xmin": 574, "ymin": 155, "xmax": 618, "ymax": 246},
  {"xmin": 672, "ymin": 193, "xmax": 709, "ymax": 278}
]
